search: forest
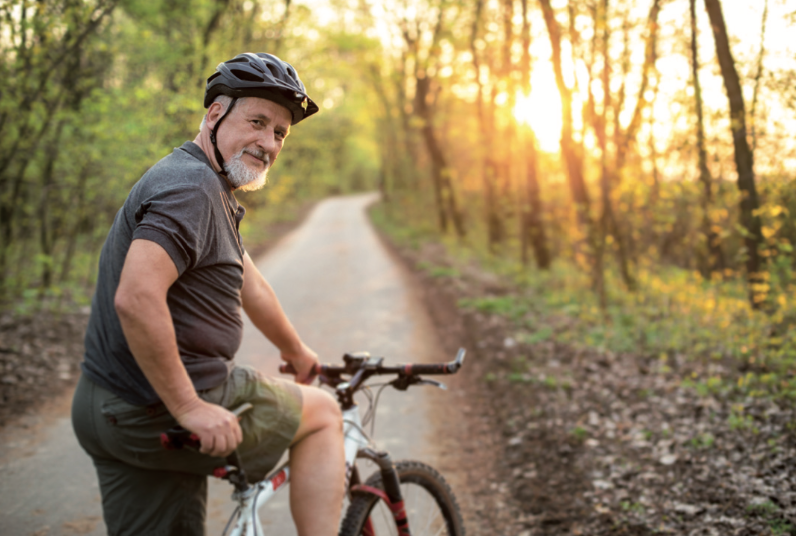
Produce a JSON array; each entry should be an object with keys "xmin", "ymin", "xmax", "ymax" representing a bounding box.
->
[
  {"xmin": 3, "ymin": 0, "xmax": 796, "ymax": 533},
  {"xmin": 4, "ymin": 0, "xmax": 795, "ymax": 401}
]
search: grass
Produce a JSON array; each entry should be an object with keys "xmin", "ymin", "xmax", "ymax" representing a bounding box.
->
[
  {"xmin": 570, "ymin": 426, "xmax": 589, "ymax": 442},
  {"xmin": 370, "ymin": 202, "xmax": 796, "ymax": 403},
  {"xmin": 688, "ymin": 433, "xmax": 715, "ymax": 450},
  {"xmin": 746, "ymin": 501, "xmax": 795, "ymax": 535}
]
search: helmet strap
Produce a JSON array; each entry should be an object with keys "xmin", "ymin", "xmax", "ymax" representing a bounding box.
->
[{"xmin": 209, "ymin": 97, "xmax": 238, "ymax": 176}]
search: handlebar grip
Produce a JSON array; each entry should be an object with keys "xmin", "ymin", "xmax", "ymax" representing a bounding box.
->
[
  {"xmin": 160, "ymin": 403, "xmax": 252, "ymax": 451},
  {"xmin": 279, "ymin": 363, "xmax": 321, "ymax": 376},
  {"xmin": 402, "ymin": 363, "xmax": 451, "ymax": 375},
  {"xmin": 402, "ymin": 348, "xmax": 466, "ymax": 375},
  {"xmin": 160, "ymin": 428, "xmax": 200, "ymax": 450}
]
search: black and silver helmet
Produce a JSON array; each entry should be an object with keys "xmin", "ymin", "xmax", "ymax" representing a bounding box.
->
[
  {"xmin": 204, "ymin": 53, "xmax": 318, "ymax": 176},
  {"xmin": 204, "ymin": 52, "xmax": 319, "ymax": 125}
]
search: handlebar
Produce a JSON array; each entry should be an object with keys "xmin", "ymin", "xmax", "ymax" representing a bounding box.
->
[
  {"xmin": 278, "ymin": 348, "xmax": 466, "ymax": 378},
  {"xmin": 279, "ymin": 348, "xmax": 465, "ymax": 400},
  {"xmin": 278, "ymin": 362, "xmax": 321, "ymax": 376}
]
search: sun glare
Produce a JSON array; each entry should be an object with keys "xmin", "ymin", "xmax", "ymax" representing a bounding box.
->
[{"xmin": 513, "ymin": 66, "xmax": 563, "ymax": 153}]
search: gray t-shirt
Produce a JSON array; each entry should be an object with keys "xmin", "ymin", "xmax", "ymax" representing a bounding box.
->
[{"xmin": 82, "ymin": 142, "xmax": 247, "ymax": 406}]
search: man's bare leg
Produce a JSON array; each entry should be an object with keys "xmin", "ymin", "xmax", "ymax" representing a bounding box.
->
[{"xmin": 289, "ymin": 385, "xmax": 345, "ymax": 536}]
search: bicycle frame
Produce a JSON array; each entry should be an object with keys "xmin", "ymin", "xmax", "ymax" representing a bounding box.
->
[{"xmin": 223, "ymin": 405, "xmax": 370, "ymax": 536}]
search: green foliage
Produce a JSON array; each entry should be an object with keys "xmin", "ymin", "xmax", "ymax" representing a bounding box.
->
[
  {"xmin": 688, "ymin": 433, "xmax": 715, "ymax": 450},
  {"xmin": 457, "ymin": 296, "xmax": 529, "ymax": 321},
  {"xmin": 746, "ymin": 501, "xmax": 795, "ymax": 535},
  {"xmin": 570, "ymin": 426, "xmax": 588, "ymax": 442},
  {"xmin": 369, "ymin": 204, "xmax": 437, "ymax": 250},
  {"xmin": 620, "ymin": 501, "xmax": 645, "ymax": 514},
  {"xmin": 375, "ymin": 197, "xmax": 796, "ymax": 402},
  {"xmin": 1, "ymin": 1, "xmax": 383, "ymax": 310},
  {"xmin": 728, "ymin": 405, "xmax": 760, "ymax": 434},
  {"xmin": 416, "ymin": 261, "xmax": 460, "ymax": 278}
]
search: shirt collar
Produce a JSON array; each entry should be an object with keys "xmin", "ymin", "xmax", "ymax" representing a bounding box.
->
[{"xmin": 178, "ymin": 141, "xmax": 240, "ymax": 212}]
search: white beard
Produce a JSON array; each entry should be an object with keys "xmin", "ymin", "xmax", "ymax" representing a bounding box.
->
[{"xmin": 224, "ymin": 148, "xmax": 269, "ymax": 192}]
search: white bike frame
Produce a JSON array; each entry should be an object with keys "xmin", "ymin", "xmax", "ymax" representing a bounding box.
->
[{"xmin": 223, "ymin": 405, "xmax": 370, "ymax": 536}]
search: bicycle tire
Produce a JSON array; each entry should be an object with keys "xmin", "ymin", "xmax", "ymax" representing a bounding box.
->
[{"xmin": 339, "ymin": 460, "xmax": 465, "ymax": 536}]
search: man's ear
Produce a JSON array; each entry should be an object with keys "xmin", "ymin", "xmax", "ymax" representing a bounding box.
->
[{"xmin": 205, "ymin": 101, "xmax": 226, "ymax": 131}]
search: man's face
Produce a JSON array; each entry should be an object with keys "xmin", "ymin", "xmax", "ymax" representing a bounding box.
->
[{"xmin": 210, "ymin": 97, "xmax": 292, "ymax": 191}]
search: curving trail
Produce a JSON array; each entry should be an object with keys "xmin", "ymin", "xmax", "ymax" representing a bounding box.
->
[{"xmin": 0, "ymin": 193, "xmax": 453, "ymax": 535}]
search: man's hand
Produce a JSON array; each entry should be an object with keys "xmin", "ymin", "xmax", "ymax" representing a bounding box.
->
[
  {"xmin": 283, "ymin": 343, "xmax": 320, "ymax": 385},
  {"xmin": 173, "ymin": 398, "xmax": 243, "ymax": 458}
]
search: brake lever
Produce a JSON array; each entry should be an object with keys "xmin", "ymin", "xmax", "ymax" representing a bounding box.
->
[
  {"xmin": 417, "ymin": 379, "xmax": 448, "ymax": 390},
  {"xmin": 391, "ymin": 375, "xmax": 447, "ymax": 391}
]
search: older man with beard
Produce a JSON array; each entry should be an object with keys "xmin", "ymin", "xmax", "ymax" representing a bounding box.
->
[{"xmin": 71, "ymin": 53, "xmax": 345, "ymax": 536}]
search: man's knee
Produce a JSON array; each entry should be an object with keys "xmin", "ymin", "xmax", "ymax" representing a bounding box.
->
[{"xmin": 292, "ymin": 386, "xmax": 342, "ymax": 444}]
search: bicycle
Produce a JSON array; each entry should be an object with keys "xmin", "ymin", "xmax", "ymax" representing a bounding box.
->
[{"xmin": 162, "ymin": 349, "xmax": 468, "ymax": 536}]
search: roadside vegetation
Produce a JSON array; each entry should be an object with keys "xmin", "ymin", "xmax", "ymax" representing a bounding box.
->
[{"xmin": 373, "ymin": 203, "xmax": 796, "ymax": 407}]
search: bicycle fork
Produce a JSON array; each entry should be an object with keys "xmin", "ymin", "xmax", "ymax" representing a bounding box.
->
[{"xmin": 353, "ymin": 448, "xmax": 411, "ymax": 536}]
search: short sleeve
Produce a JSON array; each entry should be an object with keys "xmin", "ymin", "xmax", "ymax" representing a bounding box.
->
[{"xmin": 132, "ymin": 187, "xmax": 215, "ymax": 275}]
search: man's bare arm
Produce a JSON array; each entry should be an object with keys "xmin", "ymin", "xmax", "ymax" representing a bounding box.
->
[
  {"xmin": 240, "ymin": 251, "xmax": 319, "ymax": 384},
  {"xmin": 115, "ymin": 239, "xmax": 242, "ymax": 457}
]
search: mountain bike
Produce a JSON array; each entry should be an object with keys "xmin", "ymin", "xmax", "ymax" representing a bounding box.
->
[{"xmin": 162, "ymin": 349, "xmax": 467, "ymax": 536}]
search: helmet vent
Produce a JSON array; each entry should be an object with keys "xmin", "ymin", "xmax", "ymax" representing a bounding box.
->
[
  {"xmin": 231, "ymin": 69, "xmax": 265, "ymax": 82},
  {"xmin": 227, "ymin": 57, "xmax": 249, "ymax": 64},
  {"xmin": 265, "ymin": 63, "xmax": 281, "ymax": 79},
  {"xmin": 286, "ymin": 67, "xmax": 296, "ymax": 80}
]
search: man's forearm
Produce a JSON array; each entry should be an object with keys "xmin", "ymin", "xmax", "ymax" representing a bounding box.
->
[
  {"xmin": 242, "ymin": 273, "xmax": 303, "ymax": 353},
  {"xmin": 240, "ymin": 252, "xmax": 318, "ymax": 383}
]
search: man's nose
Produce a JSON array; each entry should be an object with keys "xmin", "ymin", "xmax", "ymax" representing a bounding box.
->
[{"xmin": 256, "ymin": 128, "xmax": 278, "ymax": 155}]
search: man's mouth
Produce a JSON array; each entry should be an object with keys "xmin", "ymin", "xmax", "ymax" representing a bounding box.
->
[{"xmin": 244, "ymin": 149, "xmax": 268, "ymax": 167}]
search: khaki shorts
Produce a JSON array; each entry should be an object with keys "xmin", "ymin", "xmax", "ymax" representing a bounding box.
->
[{"xmin": 72, "ymin": 366, "xmax": 303, "ymax": 536}]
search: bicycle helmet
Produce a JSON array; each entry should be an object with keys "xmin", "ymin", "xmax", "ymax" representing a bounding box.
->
[{"xmin": 204, "ymin": 53, "xmax": 319, "ymax": 174}]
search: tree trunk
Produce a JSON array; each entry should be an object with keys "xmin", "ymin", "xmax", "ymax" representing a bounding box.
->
[
  {"xmin": 690, "ymin": 0, "xmax": 724, "ymax": 277},
  {"xmin": 750, "ymin": 0, "xmax": 768, "ymax": 156},
  {"xmin": 539, "ymin": 0, "xmax": 599, "ymax": 284},
  {"xmin": 415, "ymin": 75, "xmax": 465, "ymax": 238},
  {"xmin": 704, "ymin": 0, "xmax": 765, "ymax": 308},
  {"xmin": 595, "ymin": 0, "xmax": 611, "ymax": 307},
  {"xmin": 59, "ymin": 167, "xmax": 90, "ymax": 284},
  {"xmin": 520, "ymin": 0, "xmax": 551, "ymax": 269},
  {"xmin": 39, "ymin": 123, "xmax": 65, "ymax": 291},
  {"xmin": 471, "ymin": 0, "xmax": 502, "ymax": 252},
  {"xmin": 614, "ymin": 0, "xmax": 661, "ymax": 172}
]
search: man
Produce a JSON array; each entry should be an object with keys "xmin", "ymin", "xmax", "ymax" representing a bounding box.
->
[{"xmin": 72, "ymin": 53, "xmax": 345, "ymax": 536}]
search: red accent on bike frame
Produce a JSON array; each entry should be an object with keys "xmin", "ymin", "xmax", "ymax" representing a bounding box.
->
[
  {"xmin": 351, "ymin": 485, "xmax": 411, "ymax": 535},
  {"xmin": 404, "ymin": 364, "xmax": 413, "ymax": 375},
  {"xmin": 213, "ymin": 467, "xmax": 228, "ymax": 478},
  {"xmin": 271, "ymin": 469, "xmax": 287, "ymax": 491},
  {"xmin": 388, "ymin": 500, "xmax": 409, "ymax": 535}
]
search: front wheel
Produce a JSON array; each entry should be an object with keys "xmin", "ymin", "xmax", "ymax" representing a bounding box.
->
[{"xmin": 339, "ymin": 460, "xmax": 465, "ymax": 536}]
